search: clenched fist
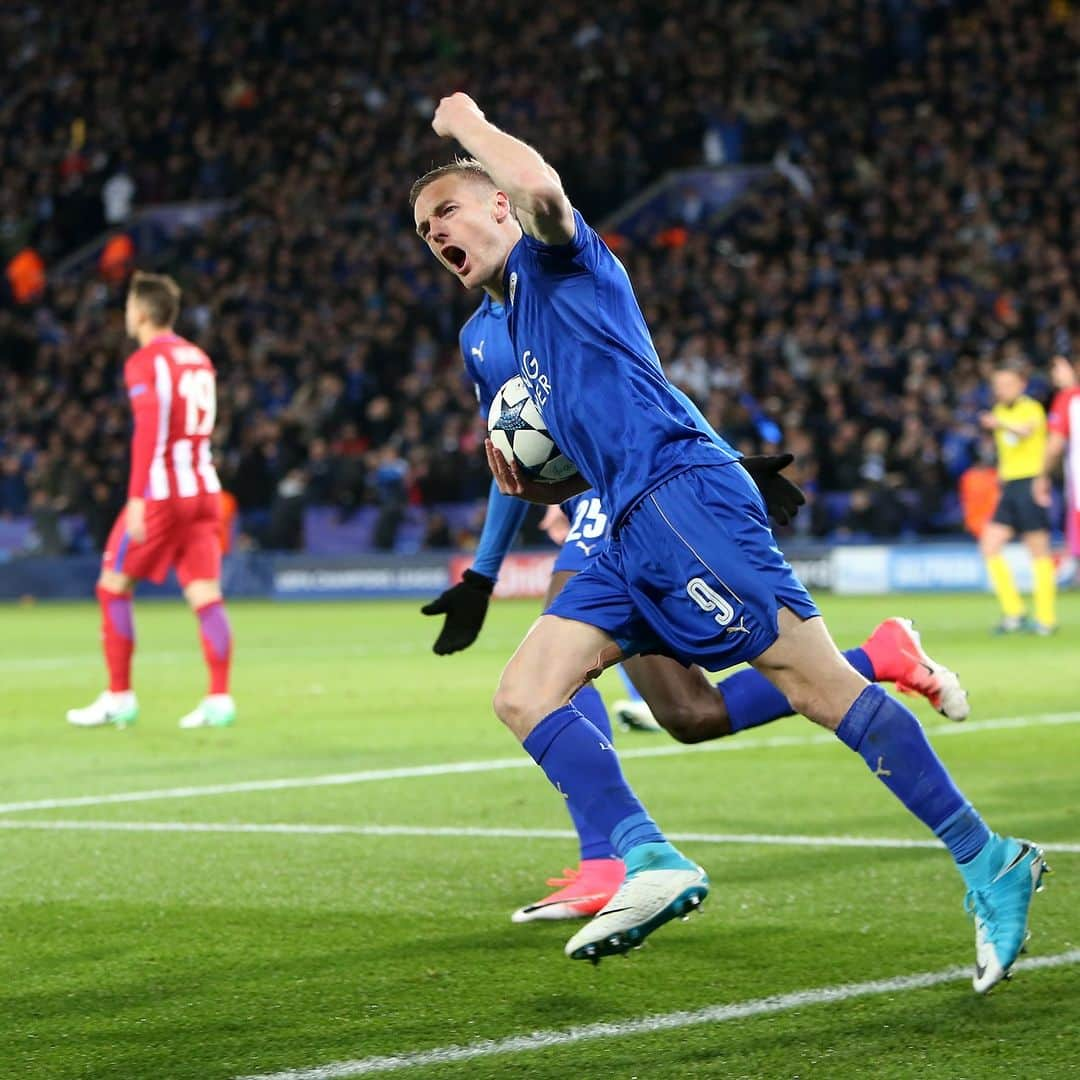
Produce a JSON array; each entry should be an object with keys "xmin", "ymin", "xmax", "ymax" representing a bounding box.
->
[{"xmin": 432, "ymin": 93, "xmax": 486, "ymax": 139}]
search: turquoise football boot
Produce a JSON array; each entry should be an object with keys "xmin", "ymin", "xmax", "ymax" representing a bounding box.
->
[{"xmin": 964, "ymin": 837, "xmax": 1050, "ymax": 993}]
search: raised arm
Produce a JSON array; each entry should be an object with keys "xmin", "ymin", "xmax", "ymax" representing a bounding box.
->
[{"xmin": 432, "ymin": 94, "xmax": 575, "ymax": 245}]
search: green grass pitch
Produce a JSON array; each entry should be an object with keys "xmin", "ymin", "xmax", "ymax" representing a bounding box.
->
[{"xmin": 2, "ymin": 592, "xmax": 1078, "ymax": 1079}]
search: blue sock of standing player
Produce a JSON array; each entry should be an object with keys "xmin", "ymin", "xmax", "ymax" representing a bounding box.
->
[
  {"xmin": 614, "ymin": 663, "xmax": 643, "ymax": 703},
  {"xmin": 565, "ymin": 684, "xmax": 619, "ymax": 861},
  {"xmin": 835, "ymin": 685, "xmax": 991, "ymax": 877},
  {"xmin": 524, "ymin": 702, "xmax": 686, "ymax": 867},
  {"xmin": 719, "ymin": 647, "xmax": 876, "ymax": 732}
]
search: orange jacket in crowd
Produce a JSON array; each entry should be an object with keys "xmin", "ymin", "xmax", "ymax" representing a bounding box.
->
[
  {"xmin": 219, "ymin": 490, "xmax": 237, "ymax": 554},
  {"xmin": 99, "ymin": 233, "xmax": 135, "ymax": 284},
  {"xmin": 6, "ymin": 248, "xmax": 46, "ymax": 304},
  {"xmin": 958, "ymin": 465, "xmax": 1000, "ymax": 538}
]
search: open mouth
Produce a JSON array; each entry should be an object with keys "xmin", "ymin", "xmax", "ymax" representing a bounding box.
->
[{"xmin": 442, "ymin": 245, "xmax": 469, "ymax": 275}]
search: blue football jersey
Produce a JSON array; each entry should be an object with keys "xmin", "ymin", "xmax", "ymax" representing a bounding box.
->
[
  {"xmin": 461, "ymin": 293, "xmax": 599, "ymax": 538},
  {"xmin": 460, "ymin": 293, "xmax": 514, "ymax": 418},
  {"xmin": 504, "ymin": 209, "xmax": 738, "ymax": 526}
]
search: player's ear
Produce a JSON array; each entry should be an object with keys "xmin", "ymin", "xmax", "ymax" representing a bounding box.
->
[{"xmin": 492, "ymin": 190, "xmax": 513, "ymax": 224}]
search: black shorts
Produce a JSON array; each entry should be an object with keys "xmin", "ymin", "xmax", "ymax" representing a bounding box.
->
[{"xmin": 992, "ymin": 478, "xmax": 1049, "ymax": 534}]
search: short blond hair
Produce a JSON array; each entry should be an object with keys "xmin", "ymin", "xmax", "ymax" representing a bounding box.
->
[
  {"xmin": 409, "ymin": 157, "xmax": 495, "ymax": 208},
  {"xmin": 129, "ymin": 270, "xmax": 181, "ymax": 328}
]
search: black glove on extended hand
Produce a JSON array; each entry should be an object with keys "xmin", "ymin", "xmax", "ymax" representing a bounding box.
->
[
  {"xmin": 421, "ymin": 569, "xmax": 495, "ymax": 655},
  {"xmin": 740, "ymin": 453, "xmax": 806, "ymax": 526}
]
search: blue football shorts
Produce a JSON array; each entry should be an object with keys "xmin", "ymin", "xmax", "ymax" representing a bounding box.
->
[
  {"xmin": 552, "ymin": 494, "xmax": 611, "ymax": 574},
  {"xmin": 546, "ymin": 463, "xmax": 819, "ymax": 670}
]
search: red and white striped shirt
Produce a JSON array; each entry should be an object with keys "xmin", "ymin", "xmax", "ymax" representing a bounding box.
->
[
  {"xmin": 125, "ymin": 333, "xmax": 221, "ymax": 501},
  {"xmin": 1048, "ymin": 386, "xmax": 1080, "ymax": 506}
]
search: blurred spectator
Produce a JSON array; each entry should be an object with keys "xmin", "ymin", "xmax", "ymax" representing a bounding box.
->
[
  {"xmin": 99, "ymin": 233, "xmax": 135, "ymax": 285},
  {"xmin": 422, "ymin": 511, "xmax": 453, "ymax": 551},
  {"xmin": 27, "ymin": 490, "xmax": 65, "ymax": 556},
  {"xmin": 370, "ymin": 446, "xmax": 408, "ymax": 551},
  {"xmin": 5, "ymin": 248, "xmax": 45, "ymax": 305},
  {"xmin": 266, "ymin": 468, "xmax": 307, "ymax": 551},
  {"xmin": 102, "ymin": 165, "xmax": 136, "ymax": 227}
]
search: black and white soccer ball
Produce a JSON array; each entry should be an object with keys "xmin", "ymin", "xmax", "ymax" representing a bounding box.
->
[{"xmin": 487, "ymin": 376, "xmax": 579, "ymax": 483}]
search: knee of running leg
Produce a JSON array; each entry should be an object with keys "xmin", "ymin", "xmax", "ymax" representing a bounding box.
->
[
  {"xmin": 784, "ymin": 684, "xmax": 824, "ymax": 724},
  {"xmin": 655, "ymin": 703, "xmax": 708, "ymax": 743},
  {"xmin": 492, "ymin": 678, "xmax": 536, "ymax": 738}
]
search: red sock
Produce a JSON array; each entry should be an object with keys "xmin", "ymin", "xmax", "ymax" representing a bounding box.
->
[
  {"xmin": 196, "ymin": 600, "xmax": 232, "ymax": 695},
  {"xmin": 96, "ymin": 585, "xmax": 134, "ymax": 692}
]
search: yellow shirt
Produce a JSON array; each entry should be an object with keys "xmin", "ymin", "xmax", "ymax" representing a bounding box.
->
[{"xmin": 992, "ymin": 395, "xmax": 1047, "ymax": 480}]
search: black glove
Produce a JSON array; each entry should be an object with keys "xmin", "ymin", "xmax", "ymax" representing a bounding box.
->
[
  {"xmin": 740, "ymin": 453, "xmax": 806, "ymax": 526},
  {"xmin": 421, "ymin": 569, "xmax": 495, "ymax": 655}
]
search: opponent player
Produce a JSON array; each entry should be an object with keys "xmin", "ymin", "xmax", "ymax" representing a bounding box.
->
[
  {"xmin": 66, "ymin": 272, "xmax": 236, "ymax": 730},
  {"xmin": 978, "ymin": 362, "xmax": 1056, "ymax": 634},
  {"xmin": 412, "ymin": 94, "xmax": 1046, "ymax": 991},
  {"xmin": 1038, "ymin": 354, "xmax": 1080, "ymax": 586},
  {"xmin": 426, "ymin": 288, "xmax": 969, "ymax": 923}
]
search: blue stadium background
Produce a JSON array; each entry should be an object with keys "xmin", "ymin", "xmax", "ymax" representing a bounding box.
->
[{"xmin": 1, "ymin": 0, "xmax": 1076, "ymax": 589}]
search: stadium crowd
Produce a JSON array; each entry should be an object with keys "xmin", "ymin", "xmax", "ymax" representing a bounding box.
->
[{"xmin": 1, "ymin": 0, "xmax": 1077, "ymax": 552}]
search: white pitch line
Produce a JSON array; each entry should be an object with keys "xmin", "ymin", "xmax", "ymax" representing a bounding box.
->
[
  {"xmin": 2, "ymin": 819, "xmax": 1078, "ymax": 854},
  {"xmin": 2, "ymin": 709, "xmax": 1078, "ymax": 817},
  {"xmin": 236, "ymin": 948, "xmax": 1080, "ymax": 1080}
]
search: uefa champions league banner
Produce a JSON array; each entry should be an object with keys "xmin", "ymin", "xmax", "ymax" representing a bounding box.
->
[
  {"xmin": 830, "ymin": 543, "xmax": 1048, "ymax": 594},
  {"xmin": 2, "ymin": 544, "xmax": 1056, "ymax": 601},
  {"xmin": 448, "ymin": 553, "xmax": 558, "ymax": 599},
  {"xmin": 0, "ymin": 548, "xmax": 833, "ymax": 601},
  {"xmin": 270, "ymin": 554, "xmax": 449, "ymax": 599},
  {"xmin": 0, "ymin": 553, "xmax": 450, "ymax": 601}
]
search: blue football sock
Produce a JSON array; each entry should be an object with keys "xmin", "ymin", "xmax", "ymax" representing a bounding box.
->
[
  {"xmin": 615, "ymin": 663, "xmax": 644, "ymax": 703},
  {"xmin": 835, "ymin": 685, "xmax": 990, "ymax": 865},
  {"xmin": 937, "ymin": 806, "xmax": 998, "ymax": 870},
  {"xmin": 954, "ymin": 832, "xmax": 1013, "ymax": 889},
  {"xmin": 523, "ymin": 702, "xmax": 665, "ymax": 860},
  {"xmin": 566, "ymin": 684, "xmax": 618, "ymax": 860},
  {"xmin": 843, "ymin": 647, "xmax": 876, "ymax": 682},
  {"xmin": 720, "ymin": 648, "xmax": 876, "ymax": 733}
]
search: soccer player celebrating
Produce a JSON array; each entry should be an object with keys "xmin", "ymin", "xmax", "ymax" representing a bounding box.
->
[
  {"xmin": 66, "ymin": 272, "xmax": 236, "ymax": 730},
  {"xmin": 1039, "ymin": 354, "xmax": 1080, "ymax": 586},
  {"xmin": 412, "ymin": 94, "xmax": 1044, "ymax": 991},
  {"xmin": 425, "ymin": 285, "xmax": 969, "ymax": 923},
  {"xmin": 978, "ymin": 361, "xmax": 1056, "ymax": 634}
]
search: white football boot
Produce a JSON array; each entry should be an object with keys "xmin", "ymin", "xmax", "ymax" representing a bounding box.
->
[
  {"xmin": 66, "ymin": 690, "xmax": 138, "ymax": 728},
  {"xmin": 613, "ymin": 699, "xmax": 663, "ymax": 732},
  {"xmin": 178, "ymin": 694, "xmax": 237, "ymax": 729},
  {"xmin": 564, "ymin": 843, "xmax": 709, "ymax": 962}
]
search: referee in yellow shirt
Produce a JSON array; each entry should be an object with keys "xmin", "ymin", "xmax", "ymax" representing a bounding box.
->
[{"xmin": 978, "ymin": 362, "xmax": 1056, "ymax": 634}]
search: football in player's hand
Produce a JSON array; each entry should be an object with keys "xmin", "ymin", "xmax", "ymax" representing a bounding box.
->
[{"xmin": 487, "ymin": 376, "xmax": 579, "ymax": 483}]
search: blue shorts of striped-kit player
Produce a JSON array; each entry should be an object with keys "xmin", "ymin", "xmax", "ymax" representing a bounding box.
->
[
  {"xmin": 553, "ymin": 536, "xmax": 604, "ymax": 574},
  {"xmin": 546, "ymin": 462, "xmax": 819, "ymax": 670}
]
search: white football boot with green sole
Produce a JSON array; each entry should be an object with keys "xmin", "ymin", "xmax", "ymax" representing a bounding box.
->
[
  {"xmin": 66, "ymin": 691, "xmax": 138, "ymax": 728},
  {"xmin": 178, "ymin": 694, "xmax": 236, "ymax": 729}
]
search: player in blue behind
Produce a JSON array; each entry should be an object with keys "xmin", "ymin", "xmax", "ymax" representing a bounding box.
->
[
  {"xmin": 411, "ymin": 93, "xmax": 1047, "ymax": 990},
  {"xmin": 426, "ymin": 289, "xmax": 971, "ymax": 925}
]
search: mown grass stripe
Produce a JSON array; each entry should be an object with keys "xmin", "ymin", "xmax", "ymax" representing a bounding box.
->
[
  {"xmin": 2, "ymin": 710, "xmax": 1077, "ymax": 815},
  {"xmin": 236, "ymin": 949, "xmax": 1080, "ymax": 1079},
  {"xmin": 2, "ymin": 819, "xmax": 1077, "ymax": 853}
]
